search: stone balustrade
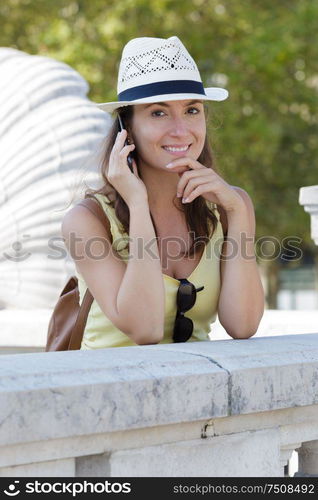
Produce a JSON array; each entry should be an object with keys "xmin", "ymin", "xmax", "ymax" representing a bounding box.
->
[
  {"xmin": 1, "ymin": 333, "xmax": 318, "ymax": 477},
  {"xmin": 299, "ymin": 185, "xmax": 318, "ymax": 245}
]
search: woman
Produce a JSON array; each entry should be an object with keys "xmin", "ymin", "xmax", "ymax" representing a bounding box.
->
[{"xmin": 62, "ymin": 36, "xmax": 265, "ymax": 349}]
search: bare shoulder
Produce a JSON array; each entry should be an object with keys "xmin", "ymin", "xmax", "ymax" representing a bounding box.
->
[
  {"xmin": 61, "ymin": 202, "xmax": 112, "ymax": 256},
  {"xmin": 62, "ymin": 201, "xmax": 111, "ymax": 233},
  {"xmin": 216, "ymin": 186, "xmax": 255, "ymax": 236},
  {"xmin": 232, "ymin": 186, "xmax": 255, "ymax": 211}
]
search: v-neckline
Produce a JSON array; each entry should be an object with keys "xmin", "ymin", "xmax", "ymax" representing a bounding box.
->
[{"xmin": 162, "ymin": 236, "xmax": 209, "ymax": 283}]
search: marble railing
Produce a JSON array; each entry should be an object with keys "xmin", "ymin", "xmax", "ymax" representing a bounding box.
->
[
  {"xmin": 299, "ymin": 185, "xmax": 318, "ymax": 245},
  {"xmin": 1, "ymin": 334, "xmax": 318, "ymax": 477}
]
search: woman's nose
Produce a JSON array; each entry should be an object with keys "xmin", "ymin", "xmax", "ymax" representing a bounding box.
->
[{"xmin": 169, "ymin": 118, "xmax": 189, "ymax": 136}]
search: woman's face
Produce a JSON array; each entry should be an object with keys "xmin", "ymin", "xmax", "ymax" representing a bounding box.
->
[{"xmin": 129, "ymin": 99, "xmax": 206, "ymax": 172}]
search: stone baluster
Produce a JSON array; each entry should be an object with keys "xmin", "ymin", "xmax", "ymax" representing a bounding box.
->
[
  {"xmin": 295, "ymin": 440, "xmax": 318, "ymax": 477},
  {"xmin": 280, "ymin": 443, "xmax": 301, "ymax": 477},
  {"xmin": 299, "ymin": 185, "xmax": 318, "ymax": 245}
]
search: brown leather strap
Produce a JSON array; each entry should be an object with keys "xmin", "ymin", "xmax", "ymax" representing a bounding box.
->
[{"xmin": 68, "ymin": 194, "xmax": 111, "ymax": 350}]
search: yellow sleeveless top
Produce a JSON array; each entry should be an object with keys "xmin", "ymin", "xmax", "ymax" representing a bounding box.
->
[{"xmin": 77, "ymin": 193, "xmax": 224, "ymax": 350}]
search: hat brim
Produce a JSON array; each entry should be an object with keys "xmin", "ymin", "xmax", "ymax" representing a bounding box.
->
[{"xmin": 95, "ymin": 87, "xmax": 229, "ymax": 113}]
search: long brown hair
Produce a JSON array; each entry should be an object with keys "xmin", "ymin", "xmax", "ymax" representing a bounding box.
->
[{"xmin": 85, "ymin": 104, "xmax": 220, "ymax": 258}]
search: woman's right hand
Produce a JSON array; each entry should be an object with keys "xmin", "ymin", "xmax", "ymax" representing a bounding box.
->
[{"xmin": 108, "ymin": 129, "xmax": 148, "ymax": 207}]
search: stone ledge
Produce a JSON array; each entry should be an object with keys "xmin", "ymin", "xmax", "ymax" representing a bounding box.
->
[
  {"xmin": 1, "ymin": 334, "xmax": 318, "ymax": 449},
  {"xmin": 0, "ymin": 347, "xmax": 228, "ymax": 446}
]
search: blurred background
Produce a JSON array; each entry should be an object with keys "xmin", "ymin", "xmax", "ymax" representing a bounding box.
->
[{"xmin": 0, "ymin": 0, "xmax": 318, "ymax": 353}]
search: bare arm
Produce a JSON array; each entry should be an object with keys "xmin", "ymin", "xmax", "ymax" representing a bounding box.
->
[
  {"xmin": 116, "ymin": 199, "xmax": 165, "ymax": 343},
  {"xmin": 62, "ymin": 199, "xmax": 165, "ymax": 345},
  {"xmin": 217, "ymin": 188, "xmax": 265, "ymax": 339}
]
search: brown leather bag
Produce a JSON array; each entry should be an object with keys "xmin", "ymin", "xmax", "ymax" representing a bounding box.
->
[{"xmin": 46, "ymin": 194, "xmax": 110, "ymax": 351}]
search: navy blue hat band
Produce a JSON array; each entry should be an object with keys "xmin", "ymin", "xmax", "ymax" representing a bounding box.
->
[{"xmin": 118, "ymin": 80, "xmax": 206, "ymax": 102}]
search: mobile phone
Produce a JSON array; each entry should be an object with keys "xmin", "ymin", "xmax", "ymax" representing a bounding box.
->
[{"xmin": 117, "ymin": 114, "xmax": 134, "ymax": 172}]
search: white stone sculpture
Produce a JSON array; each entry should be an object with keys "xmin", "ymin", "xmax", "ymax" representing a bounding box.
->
[{"xmin": 0, "ymin": 48, "xmax": 112, "ymax": 309}]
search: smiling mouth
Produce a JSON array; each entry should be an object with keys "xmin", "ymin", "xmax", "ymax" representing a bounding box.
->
[{"xmin": 162, "ymin": 145, "xmax": 191, "ymax": 152}]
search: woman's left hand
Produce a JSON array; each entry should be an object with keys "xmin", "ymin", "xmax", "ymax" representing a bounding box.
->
[{"xmin": 166, "ymin": 158, "xmax": 244, "ymax": 213}]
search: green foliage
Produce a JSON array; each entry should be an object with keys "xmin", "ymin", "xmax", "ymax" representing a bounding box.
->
[{"xmin": 1, "ymin": 0, "xmax": 317, "ymax": 253}]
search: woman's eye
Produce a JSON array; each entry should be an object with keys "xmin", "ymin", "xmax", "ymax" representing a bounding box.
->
[
  {"xmin": 152, "ymin": 110, "xmax": 165, "ymax": 117},
  {"xmin": 151, "ymin": 107, "xmax": 200, "ymax": 117},
  {"xmin": 188, "ymin": 107, "xmax": 200, "ymax": 114}
]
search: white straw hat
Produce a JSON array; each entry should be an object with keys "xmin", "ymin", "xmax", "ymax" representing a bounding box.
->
[{"xmin": 95, "ymin": 36, "xmax": 229, "ymax": 113}]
